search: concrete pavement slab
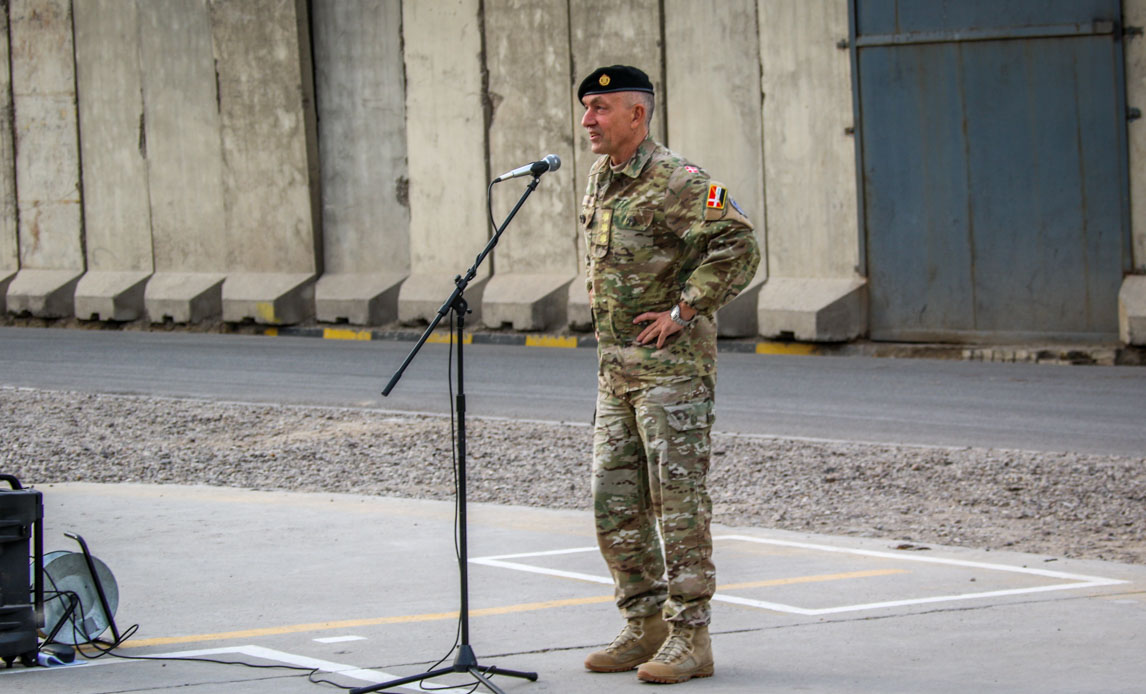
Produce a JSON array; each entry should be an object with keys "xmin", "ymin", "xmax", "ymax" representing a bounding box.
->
[{"xmin": 2, "ymin": 483, "xmax": 1142, "ymax": 693}]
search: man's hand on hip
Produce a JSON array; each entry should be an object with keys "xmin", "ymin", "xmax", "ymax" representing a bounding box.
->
[{"xmin": 633, "ymin": 303, "xmax": 694, "ymax": 349}]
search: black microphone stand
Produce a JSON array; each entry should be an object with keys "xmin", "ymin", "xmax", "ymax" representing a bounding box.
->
[{"xmin": 353, "ymin": 175, "xmax": 545, "ymax": 694}]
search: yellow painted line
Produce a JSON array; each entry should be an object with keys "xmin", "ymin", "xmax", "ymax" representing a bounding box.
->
[
  {"xmin": 323, "ymin": 327, "xmax": 372, "ymax": 341},
  {"xmin": 470, "ymin": 595, "xmax": 614, "ymax": 616},
  {"xmin": 263, "ymin": 327, "xmax": 279, "ymax": 337},
  {"xmin": 117, "ymin": 596, "xmax": 613, "ymax": 649},
  {"xmin": 755, "ymin": 341, "xmax": 820, "ymax": 356},
  {"xmin": 426, "ymin": 331, "xmax": 472, "ymax": 345},
  {"xmin": 118, "ymin": 570, "xmax": 905, "ymax": 650},
  {"xmin": 525, "ymin": 334, "xmax": 578, "ymax": 349},
  {"xmin": 719, "ymin": 569, "xmax": 907, "ymax": 591}
]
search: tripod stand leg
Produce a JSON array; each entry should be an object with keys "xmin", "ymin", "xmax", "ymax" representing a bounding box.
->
[
  {"xmin": 348, "ymin": 665, "xmax": 455, "ymax": 693},
  {"xmin": 469, "ymin": 666, "xmax": 508, "ymax": 694},
  {"xmin": 482, "ymin": 665, "xmax": 540, "ymax": 681}
]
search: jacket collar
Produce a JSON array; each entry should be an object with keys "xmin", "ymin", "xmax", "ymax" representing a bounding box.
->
[{"xmin": 612, "ymin": 138, "xmax": 657, "ymax": 179}]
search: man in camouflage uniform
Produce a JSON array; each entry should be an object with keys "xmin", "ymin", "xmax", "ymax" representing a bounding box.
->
[{"xmin": 577, "ymin": 65, "xmax": 760, "ymax": 684}]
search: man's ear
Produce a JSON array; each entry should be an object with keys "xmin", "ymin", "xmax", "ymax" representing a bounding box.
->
[{"xmin": 630, "ymin": 103, "xmax": 646, "ymax": 131}]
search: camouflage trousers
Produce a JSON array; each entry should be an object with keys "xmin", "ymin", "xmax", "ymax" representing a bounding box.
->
[{"xmin": 592, "ymin": 376, "xmax": 716, "ymax": 627}]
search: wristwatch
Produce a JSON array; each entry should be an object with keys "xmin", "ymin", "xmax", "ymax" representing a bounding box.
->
[{"xmin": 669, "ymin": 304, "xmax": 695, "ymax": 328}]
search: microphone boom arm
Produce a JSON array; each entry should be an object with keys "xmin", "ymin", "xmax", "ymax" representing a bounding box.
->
[{"xmin": 381, "ymin": 173, "xmax": 544, "ymax": 397}]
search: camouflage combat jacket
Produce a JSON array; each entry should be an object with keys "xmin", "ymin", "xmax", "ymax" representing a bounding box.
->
[{"xmin": 581, "ymin": 138, "xmax": 760, "ymax": 395}]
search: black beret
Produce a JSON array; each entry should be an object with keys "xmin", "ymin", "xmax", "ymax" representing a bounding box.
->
[{"xmin": 578, "ymin": 65, "xmax": 654, "ymax": 101}]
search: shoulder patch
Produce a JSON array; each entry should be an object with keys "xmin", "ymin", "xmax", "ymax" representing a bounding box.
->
[{"xmin": 705, "ymin": 184, "xmax": 726, "ymax": 210}]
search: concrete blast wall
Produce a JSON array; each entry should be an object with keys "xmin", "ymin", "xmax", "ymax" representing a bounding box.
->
[
  {"xmin": 312, "ymin": 0, "xmax": 409, "ymax": 326},
  {"xmin": 665, "ymin": 0, "xmax": 768, "ymax": 337},
  {"xmin": 7, "ymin": 0, "xmax": 84, "ymax": 317},
  {"xmin": 73, "ymin": 0, "xmax": 153, "ymax": 321},
  {"xmin": 139, "ymin": 0, "xmax": 228, "ymax": 323},
  {"xmin": 210, "ymin": 0, "xmax": 320, "ymax": 325},
  {"xmin": 398, "ymin": 0, "xmax": 491, "ymax": 325},
  {"xmin": 3, "ymin": 0, "xmax": 319, "ymax": 324},
  {"xmin": 0, "ymin": 6, "xmax": 15, "ymax": 312},
  {"xmin": 482, "ymin": 0, "xmax": 577, "ymax": 331},
  {"xmin": 1124, "ymin": 0, "xmax": 1146, "ymax": 343},
  {"xmin": 563, "ymin": 0, "xmax": 664, "ymax": 331},
  {"xmin": 2, "ymin": 0, "xmax": 1138, "ymax": 344},
  {"xmin": 756, "ymin": 0, "xmax": 865, "ymax": 342},
  {"xmin": 0, "ymin": 0, "xmax": 861, "ymax": 336}
]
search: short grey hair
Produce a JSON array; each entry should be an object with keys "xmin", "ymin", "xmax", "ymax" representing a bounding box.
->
[{"xmin": 631, "ymin": 91, "xmax": 655, "ymax": 127}]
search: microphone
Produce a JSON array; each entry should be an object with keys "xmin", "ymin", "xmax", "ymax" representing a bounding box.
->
[{"xmin": 492, "ymin": 154, "xmax": 561, "ymax": 183}]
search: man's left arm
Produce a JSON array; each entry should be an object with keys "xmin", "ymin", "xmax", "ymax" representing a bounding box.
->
[
  {"xmin": 634, "ymin": 185, "xmax": 760, "ymax": 348},
  {"xmin": 678, "ymin": 205, "xmax": 760, "ymax": 318}
]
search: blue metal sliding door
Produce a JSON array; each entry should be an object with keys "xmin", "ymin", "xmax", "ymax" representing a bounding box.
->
[{"xmin": 853, "ymin": 0, "xmax": 1131, "ymax": 342}]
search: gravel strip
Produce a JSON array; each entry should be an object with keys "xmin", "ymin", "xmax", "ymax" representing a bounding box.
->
[{"xmin": 2, "ymin": 387, "xmax": 1143, "ymax": 565}]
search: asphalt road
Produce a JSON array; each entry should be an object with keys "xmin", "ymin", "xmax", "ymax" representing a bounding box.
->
[{"xmin": 0, "ymin": 326, "xmax": 1143, "ymax": 456}]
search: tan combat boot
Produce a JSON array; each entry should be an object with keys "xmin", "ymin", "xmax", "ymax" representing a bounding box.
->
[
  {"xmin": 636, "ymin": 623, "xmax": 714, "ymax": 684},
  {"xmin": 584, "ymin": 613, "xmax": 669, "ymax": 673}
]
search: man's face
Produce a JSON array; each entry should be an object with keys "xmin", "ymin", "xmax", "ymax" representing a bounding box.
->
[{"xmin": 580, "ymin": 91, "xmax": 643, "ymax": 163}]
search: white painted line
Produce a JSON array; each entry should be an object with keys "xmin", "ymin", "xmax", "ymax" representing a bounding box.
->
[
  {"xmin": 474, "ymin": 556, "xmax": 613, "ymax": 586},
  {"xmin": 716, "ymin": 535, "xmax": 1128, "ymax": 583},
  {"xmin": 0, "ymin": 644, "xmax": 420, "ymax": 690},
  {"xmin": 471, "ymin": 535, "xmax": 1130, "ymax": 616},
  {"xmin": 314, "ymin": 635, "xmax": 367, "ymax": 644},
  {"xmin": 212, "ymin": 645, "xmax": 411, "ymax": 687},
  {"xmin": 0, "ymin": 659, "xmax": 93, "ymax": 675}
]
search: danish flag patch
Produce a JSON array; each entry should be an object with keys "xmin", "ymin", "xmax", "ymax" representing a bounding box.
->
[{"xmin": 705, "ymin": 184, "xmax": 726, "ymax": 210}]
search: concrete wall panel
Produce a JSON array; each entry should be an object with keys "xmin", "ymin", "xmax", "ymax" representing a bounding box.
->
[
  {"xmin": 665, "ymin": 0, "xmax": 766, "ymax": 336},
  {"xmin": 486, "ymin": 0, "xmax": 575, "ymax": 275},
  {"xmin": 665, "ymin": 0, "xmax": 765, "ymax": 227},
  {"xmin": 759, "ymin": 0, "xmax": 857, "ymax": 279},
  {"xmin": 0, "ymin": 0, "xmax": 1135, "ymax": 345},
  {"xmin": 312, "ymin": 0, "xmax": 408, "ymax": 275},
  {"xmin": 1119, "ymin": 0, "xmax": 1145, "ymax": 343},
  {"xmin": 0, "ymin": 7, "xmax": 16, "ymax": 274},
  {"xmin": 755, "ymin": 0, "xmax": 865, "ymax": 341},
  {"xmin": 1120, "ymin": 275, "xmax": 1146, "ymax": 344},
  {"xmin": 482, "ymin": 0, "xmax": 576, "ymax": 329},
  {"xmin": 1124, "ymin": 0, "xmax": 1146, "ymax": 273},
  {"xmin": 208, "ymin": 0, "xmax": 319, "ymax": 274},
  {"xmin": 140, "ymin": 0, "xmax": 227, "ymax": 273},
  {"xmin": 566, "ymin": 0, "xmax": 663, "ymax": 329},
  {"xmin": 398, "ymin": 0, "xmax": 490, "ymax": 323},
  {"xmin": 311, "ymin": 0, "xmax": 408, "ymax": 325},
  {"xmin": 73, "ymin": 0, "xmax": 153, "ymax": 273},
  {"xmin": 10, "ymin": 0, "xmax": 83, "ymax": 271}
]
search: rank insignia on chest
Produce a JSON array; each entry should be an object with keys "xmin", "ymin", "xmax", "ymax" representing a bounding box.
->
[
  {"xmin": 596, "ymin": 208, "xmax": 613, "ymax": 245},
  {"xmin": 706, "ymin": 184, "xmax": 726, "ymax": 210}
]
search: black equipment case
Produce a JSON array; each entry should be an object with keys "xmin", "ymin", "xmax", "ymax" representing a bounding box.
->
[{"xmin": 0, "ymin": 475, "xmax": 43, "ymax": 666}]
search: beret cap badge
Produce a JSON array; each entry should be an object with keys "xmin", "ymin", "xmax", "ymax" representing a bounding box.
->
[{"xmin": 599, "ymin": 75, "xmax": 611, "ymax": 86}]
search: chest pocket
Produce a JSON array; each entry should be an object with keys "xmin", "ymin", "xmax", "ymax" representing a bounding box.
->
[{"xmin": 611, "ymin": 207, "xmax": 657, "ymax": 261}]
